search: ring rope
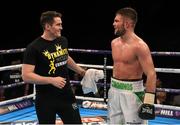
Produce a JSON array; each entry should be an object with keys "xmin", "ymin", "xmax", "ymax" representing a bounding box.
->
[
  {"xmin": 0, "ymin": 48, "xmax": 26, "ymax": 55},
  {"xmin": 0, "ymin": 64, "xmax": 21, "ymax": 71},
  {"xmin": 2, "ymin": 64, "xmax": 180, "ymax": 74},
  {"xmin": 0, "ymin": 94, "xmax": 103, "ymax": 106},
  {"xmin": 0, "ymin": 94, "xmax": 179, "ymax": 111},
  {"xmin": 0, "ymin": 94, "xmax": 35, "ymax": 106},
  {"xmin": 0, "ymin": 82, "xmax": 25, "ymax": 89},
  {"xmin": 69, "ymin": 48, "xmax": 111, "ymax": 55},
  {"xmin": 156, "ymin": 88, "xmax": 180, "ymax": 93},
  {"xmin": 1, "ymin": 80, "xmax": 179, "ymax": 93},
  {"xmin": 155, "ymin": 104, "xmax": 180, "ymax": 110},
  {"xmin": 1, "ymin": 48, "xmax": 180, "ymax": 56},
  {"xmin": 151, "ymin": 51, "xmax": 180, "ymax": 56},
  {"xmin": 78, "ymin": 64, "xmax": 180, "ymax": 74}
]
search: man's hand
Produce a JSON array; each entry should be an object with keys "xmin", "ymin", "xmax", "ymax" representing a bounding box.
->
[
  {"xmin": 138, "ymin": 92, "xmax": 155, "ymax": 120},
  {"xmin": 50, "ymin": 77, "xmax": 66, "ymax": 89}
]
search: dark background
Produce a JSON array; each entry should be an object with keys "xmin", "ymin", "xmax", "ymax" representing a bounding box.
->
[
  {"xmin": 1, "ymin": 0, "xmax": 180, "ymax": 89},
  {"xmin": 1, "ymin": 0, "xmax": 180, "ymax": 50}
]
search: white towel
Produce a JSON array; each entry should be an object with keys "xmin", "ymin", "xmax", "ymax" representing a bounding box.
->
[{"xmin": 81, "ymin": 69, "xmax": 104, "ymax": 94}]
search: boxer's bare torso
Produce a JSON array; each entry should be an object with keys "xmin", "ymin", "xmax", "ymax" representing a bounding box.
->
[{"xmin": 112, "ymin": 35, "xmax": 148, "ymax": 80}]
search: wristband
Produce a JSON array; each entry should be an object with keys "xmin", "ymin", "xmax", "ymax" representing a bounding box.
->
[{"xmin": 143, "ymin": 92, "xmax": 155, "ymax": 104}]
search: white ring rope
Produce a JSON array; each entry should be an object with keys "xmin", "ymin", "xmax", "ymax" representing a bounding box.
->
[
  {"xmin": 0, "ymin": 48, "xmax": 25, "ymax": 55},
  {"xmin": 78, "ymin": 64, "xmax": 180, "ymax": 74},
  {"xmin": 0, "ymin": 81, "xmax": 25, "ymax": 89},
  {"xmin": 76, "ymin": 96, "xmax": 106, "ymax": 102},
  {"xmin": 1, "ymin": 64, "xmax": 180, "ymax": 74},
  {"xmin": 1, "ymin": 80, "xmax": 179, "ymax": 93},
  {"xmin": 1, "ymin": 48, "xmax": 180, "ymax": 56},
  {"xmin": 0, "ymin": 94, "xmax": 179, "ymax": 111},
  {"xmin": 0, "ymin": 94, "xmax": 103, "ymax": 106},
  {"xmin": 155, "ymin": 104, "xmax": 180, "ymax": 110},
  {"xmin": 157, "ymin": 88, "xmax": 180, "ymax": 93},
  {"xmin": 0, "ymin": 64, "xmax": 22, "ymax": 71},
  {"xmin": 0, "ymin": 94, "xmax": 35, "ymax": 106},
  {"xmin": 151, "ymin": 51, "xmax": 180, "ymax": 56}
]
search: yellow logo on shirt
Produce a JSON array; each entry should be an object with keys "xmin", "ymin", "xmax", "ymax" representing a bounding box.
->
[{"xmin": 43, "ymin": 44, "xmax": 68, "ymax": 74}]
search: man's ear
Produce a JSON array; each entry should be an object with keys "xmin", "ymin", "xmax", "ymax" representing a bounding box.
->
[
  {"xmin": 124, "ymin": 20, "xmax": 130, "ymax": 29},
  {"xmin": 45, "ymin": 23, "xmax": 51, "ymax": 30}
]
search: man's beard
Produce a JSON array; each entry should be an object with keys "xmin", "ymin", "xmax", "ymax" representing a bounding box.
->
[{"xmin": 115, "ymin": 27, "xmax": 126, "ymax": 37}]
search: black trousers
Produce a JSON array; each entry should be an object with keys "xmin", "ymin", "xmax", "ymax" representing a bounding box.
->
[{"xmin": 35, "ymin": 95, "xmax": 82, "ymax": 124}]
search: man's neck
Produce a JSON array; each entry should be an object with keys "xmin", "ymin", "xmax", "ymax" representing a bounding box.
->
[
  {"xmin": 41, "ymin": 32, "xmax": 57, "ymax": 41},
  {"xmin": 121, "ymin": 31, "xmax": 136, "ymax": 42}
]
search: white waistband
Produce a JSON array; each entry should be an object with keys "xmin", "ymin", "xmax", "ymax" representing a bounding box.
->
[{"xmin": 111, "ymin": 77, "xmax": 144, "ymax": 92}]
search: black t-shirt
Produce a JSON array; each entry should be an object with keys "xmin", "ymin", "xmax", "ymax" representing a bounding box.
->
[{"xmin": 23, "ymin": 36, "xmax": 74, "ymax": 100}]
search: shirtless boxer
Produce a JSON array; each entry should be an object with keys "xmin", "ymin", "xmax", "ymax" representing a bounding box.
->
[{"xmin": 108, "ymin": 7, "xmax": 156, "ymax": 124}]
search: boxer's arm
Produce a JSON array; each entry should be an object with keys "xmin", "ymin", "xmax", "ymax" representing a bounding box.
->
[
  {"xmin": 137, "ymin": 41, "xmax": 156, "ymax": 120},
  {"xmin": 137, "ymin": 42, "xmax": 156, "ymax": 93}
]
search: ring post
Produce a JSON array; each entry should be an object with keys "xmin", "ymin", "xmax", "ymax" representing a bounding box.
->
[{"xmin": 103, "ymin": 56, "xmax": 107, "ymax": 103}]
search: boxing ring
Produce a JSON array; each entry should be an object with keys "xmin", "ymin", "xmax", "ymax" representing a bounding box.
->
[{"xmin": 0, "ymin": 48, "xmax": 180, "ymax": 124}]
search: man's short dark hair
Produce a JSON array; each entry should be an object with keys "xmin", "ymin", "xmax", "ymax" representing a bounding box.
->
[
  {"xmin": 116, "ymin": 7, "xmax": 137, "ymax": 26},
  {"xmin": 40, "ymin": 11, "xmax": 62, "ymax": 29}
]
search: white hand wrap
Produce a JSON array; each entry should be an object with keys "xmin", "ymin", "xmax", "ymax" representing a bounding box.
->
[{"xmin": 143, "ymin": 93, "xmax": 155, "ymax": 104}]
